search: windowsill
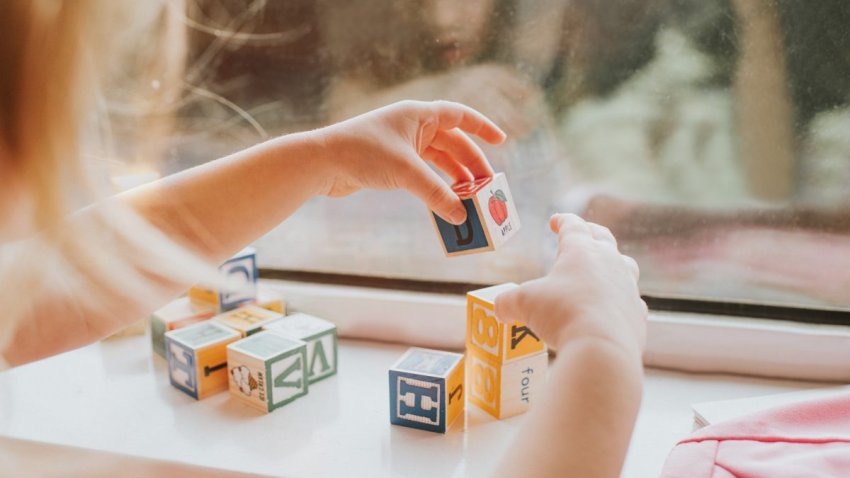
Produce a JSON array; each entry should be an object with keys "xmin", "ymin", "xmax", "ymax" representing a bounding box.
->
[{"xmin": 266, "ymin": 278, "xmax": 850, "ymax": 382}]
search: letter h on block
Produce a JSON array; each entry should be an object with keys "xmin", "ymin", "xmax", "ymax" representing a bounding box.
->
[
  {"xmin": 466, "ymin": 283, "xmax": 548, "ymax": 419},
  {"xmin": 431, "ymin": 172, "xmax": 521, "ymax": 257},
  {"xmin": 389, "ymin": 348, "xmax": 465, "ymax": 433}
]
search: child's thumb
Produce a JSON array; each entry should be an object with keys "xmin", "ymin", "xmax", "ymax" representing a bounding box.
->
[{"xmin": 405, "ymin": 160, "xmax": 467, "ymax": 225}]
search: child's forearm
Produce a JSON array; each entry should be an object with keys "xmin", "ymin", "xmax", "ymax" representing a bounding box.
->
[
  {"xmin": 121, "ymin": 131, "xmax": 331, "ymax": 263},
  {"xmin": 494, "ymin": 338, "xmax": 643, "ymax": 478}
]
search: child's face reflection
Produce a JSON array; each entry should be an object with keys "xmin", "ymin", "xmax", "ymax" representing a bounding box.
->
[{"xmin": 422, "ymin": 0, "xmax": 496, "ymax": 67}]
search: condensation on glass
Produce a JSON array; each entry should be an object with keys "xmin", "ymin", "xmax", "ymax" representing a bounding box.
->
[{"xmin": 152, "ymin": 0, "xmax": 850, "ymax": 310}]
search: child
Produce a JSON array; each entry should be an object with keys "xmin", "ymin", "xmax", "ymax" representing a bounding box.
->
[{"xmin": 0, "ymin": 2, "xmax": 646, "ymax": 477}]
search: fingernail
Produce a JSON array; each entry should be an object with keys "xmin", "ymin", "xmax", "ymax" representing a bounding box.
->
[{"xmin": 449, "ymin": 206, "xmax": 467, "ymax": 225}]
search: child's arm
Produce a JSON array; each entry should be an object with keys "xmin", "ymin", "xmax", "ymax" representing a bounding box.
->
[
  {"xmin": 2, "ymin": 101, "xmax": 504, "ymax": 366},
  {"xmin": 493, "ymin": 213, "xmax": 647, "ymax": 478}
]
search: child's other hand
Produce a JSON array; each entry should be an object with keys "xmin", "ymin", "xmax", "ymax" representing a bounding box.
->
[
  {"xmin": 315, "ymin": 100, "xmax": 506, "ymax": 225},
  {"xmin": 496, "ymin": 213, "xmax": 647, "ymax": 359}
]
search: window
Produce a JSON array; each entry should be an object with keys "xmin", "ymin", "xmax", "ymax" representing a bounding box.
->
[{"xmin": 149, "ymin": 0, "xmax": 850, "ymax": 316}]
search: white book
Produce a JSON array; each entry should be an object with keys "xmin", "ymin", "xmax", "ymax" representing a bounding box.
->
[{"xmin": 692, "ymin": 385, "xmax": 850, "ymax": 428}]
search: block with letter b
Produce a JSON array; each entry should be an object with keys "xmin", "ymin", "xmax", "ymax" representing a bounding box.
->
[
  {"xmin": 263, "ymin": 313, "xmax": 338, "ymax": 384},
  {"xmin": 227, "ymin": 331, "xmax": 309, "ymax": 413},
  {"xmin": 213, "ymin": 304, "xmax": 283, "ymax": 337},
  {"xmin": 165, "ymin": 321, "xmax": 240, "ymax": 400},
  {"xmin": 466, "ymin": 283, "xmax": 548, "ymax": 419},
  {"xmin": 431, "ymin": 172, "xmax": 521, "ymax": 257},
  {"xmin": 188, "ymin": 247, "xmax": 258, "ymax": 312},
  {"xmin": 389, "ymin": 348, "xmax": 465, "ymax": 434}
]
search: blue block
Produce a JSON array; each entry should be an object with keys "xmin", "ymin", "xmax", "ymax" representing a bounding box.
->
[
  {"xmin": 219, "ymin": 249, "xmax": 259, "ymax": 311},
  {"xmin": 166, "ymin": 338, "xmax": 198, "ymax": 399},
  {"xmin": 389, "ymin": 370, "xmax": 446, "ymax": 433},
  {"xmin": 432, "ymin": 198, "xmax": 490, "ymax": 255}
]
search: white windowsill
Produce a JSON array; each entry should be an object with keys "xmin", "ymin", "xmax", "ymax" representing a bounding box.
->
[{"xmin": 264, "ymin": 278, "xmax": 850, "ymax": 382}]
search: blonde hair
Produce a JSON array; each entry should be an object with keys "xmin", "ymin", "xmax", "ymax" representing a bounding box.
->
[{"xmin": 0, "ymin": 0, "xmax": 218, "ymax": 365}]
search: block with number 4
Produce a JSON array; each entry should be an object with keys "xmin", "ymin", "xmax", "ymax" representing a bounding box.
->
[
  {"xmin": 227, "ymin": 331, "xmax": 309, "ymax": 413},
  {"xmin": 165, "ymin": 321, "xmax": 240, "ymax": 400},
  {"xmin": 389, "ymin": 348, "xmax": 465, "ymax": 434},
  {"xmin": 263, "ymin": 313, "xmax": 337, "ymax": 384},
  {"xmin": 466, "ymin": 283, "xmax": 548, "ymax": 419},
  {"xmin": 214, "ymin": 304, "xmax": 282, "ymax": 337},
  {"xmin": 188, "ymin": 247, "xmax": 258, "ymax": 312},
  {"xmin": 431, "ymin": 172, "xmax": 521, "ymax": 257}
]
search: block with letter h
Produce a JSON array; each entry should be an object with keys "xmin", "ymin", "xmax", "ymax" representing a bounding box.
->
[
  {"xmin": 431, "ymin": 172, "xmax": 521, "ymax": 257},
  {"xmin": 263, "ymin": 313, "xmax": 338, "ymax": 384},
  {"xmin": 227, "ymin": 331, "xmax": 309, "ymax": 413},
  {"xmin": 188, "ymin": 247, "xmax": 258, "ymax": 312},
  {"xmin": 165, "ymin": 321, "xmax": 241, "ymax": 400},
  {"xmin": 213, "ymin": 304, "xmax": 283, "ymax": 337},
  {"xmin": 389, "ymin": 348, "xmax": 465, "ymax": 433},
  {"xmin": 466, "ymin": 283, "xmax": 548, "ymax": 419}
]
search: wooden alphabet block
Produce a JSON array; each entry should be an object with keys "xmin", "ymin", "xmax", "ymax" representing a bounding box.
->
[
  {"xmin": 468, "ymin": 350, "xmax": 548, "ymax": 420},
  {"xmin": 431, "ymin": 173, "xmax": 521, "ymax": 257},
  {"xmin": 467, "ymin": 284, "xmax": 545, "ymax": 364},
  {"xmin": 263, "ymin": 313, "xmax": 337, "ymax": 384},
  {"xmin": 389, "ymin": 348, "xmax": 465, "ymax": 433},
  {"xmin": 188, "ymin": 247, "xmax": 258, "ymax": 312},
  {"xmin": 213, "ymin": 304, "xmax": 283, "ymax": 337},
  {"xmin": 150, "ymin": 297, "xmax": 216, "ymax": 358},
  {"xmin": 227, "ymin": 331, "xmax": 309, "ymax": 413},
  {"xmin": 252, "ymin": 286, "xmax": 286, "ymax": 314},
  {"xmin": 165, "ymin": 321, "xmax": 240, "ymax": 400}
]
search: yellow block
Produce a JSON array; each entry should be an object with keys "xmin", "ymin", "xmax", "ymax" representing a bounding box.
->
[
  {"xmin": 446, "ymin": 355, "xmax": 465, "ymax": 428},
  {"xmin": 215, "ymin": 305, "xmax": 283, "ymax": 337},
  {"xmin": 467, "ymin": 348, "xmax": 548, "ymax": 420},
  {"xmin": 188, "ymin": 286, "xmax": 220, "ymax": 309},
  {"xmin": 467, "ymin": 287, "xmax": 544, "ymax": 364},
  {"xmin": 195, "ymin": 336, "xmax": 239, "ymax": 400}
]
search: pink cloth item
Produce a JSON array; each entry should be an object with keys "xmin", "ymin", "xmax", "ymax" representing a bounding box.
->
[{"xmin": 661, "ymin": 394, "xmax": 850, "ymax": 478}]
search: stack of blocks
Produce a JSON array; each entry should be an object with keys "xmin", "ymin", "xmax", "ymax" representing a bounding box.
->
[
  {"xmin": 431, "ymin": 173, "xmax": 521, "ymax": 256},
  {"xmin": 466, "ymin": 283, "xmax": 548, "ymax": 419}
]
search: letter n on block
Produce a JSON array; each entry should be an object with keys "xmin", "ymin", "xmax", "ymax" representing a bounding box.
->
[{"xmin": 389, "ymin": 348, "xmax": 464, "ymax": 433}]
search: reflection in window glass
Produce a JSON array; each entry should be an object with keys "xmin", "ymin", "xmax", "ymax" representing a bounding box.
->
[{"xmin": 160, "ymin": 0, "xmax": 850, "ymax": 310}]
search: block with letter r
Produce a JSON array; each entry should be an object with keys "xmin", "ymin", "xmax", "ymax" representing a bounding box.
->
[{"xmin": 389, "ymin": 348, "xmax": 464, "ymax": 434}]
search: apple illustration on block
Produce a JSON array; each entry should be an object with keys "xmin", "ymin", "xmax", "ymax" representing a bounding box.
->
[
  {"xmin": 489, "ymin": 189, "xmax": 509, "ymax": 225},
  {"xmin": 430, "ymin": 172, "xmax": 521, "ymax": 256}
]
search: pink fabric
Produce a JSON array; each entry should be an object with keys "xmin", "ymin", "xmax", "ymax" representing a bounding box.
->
[{"xmin": 661, "ymin": 394, "xmax": 850, "ymax": 478}]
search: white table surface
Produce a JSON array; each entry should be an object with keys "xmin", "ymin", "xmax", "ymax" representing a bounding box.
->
[{"xmin": 0, "ymin": 335, "xmax": 825, "ymax": 477}]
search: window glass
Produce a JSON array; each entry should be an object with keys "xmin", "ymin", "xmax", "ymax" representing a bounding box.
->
[{"xmin": 163, "ymin": 0, "xmax": 850, "ymax": 311}]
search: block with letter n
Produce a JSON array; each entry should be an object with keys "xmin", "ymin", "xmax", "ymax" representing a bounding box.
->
[
  {"xmin": 430, "ymin": 172, "xmax": 521, "ymax": 257},
  {"xmin": 165, "ymin": 321, "xmax": 240, "ymax": 400},
  {"xmin": 263, "ymin": 312, "xmax": 338, "ymax": 384},
  {"xmin": 227, "ymin": 331, "xmax": 309, "ymax": 413},
  {"xmin": 466, "ymin": 283, "xmax": 548, "ymax": 419},
  {"xmin": 389, "ymin": 348, "xmax": 465, "ymax": 434}
]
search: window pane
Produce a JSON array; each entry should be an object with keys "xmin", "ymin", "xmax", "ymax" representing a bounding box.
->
[{"xmin": 162, "ymin": 0, "xmax": 850, "ymax": 311}]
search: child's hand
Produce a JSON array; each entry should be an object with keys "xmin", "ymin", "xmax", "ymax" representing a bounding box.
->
[
  {"xmin": 496, "ymin": 213, "xmax": 647, "ymax": 358},
  {"xmin": 315, "ymin": 100, "xmax": 506, "ymax": 225}
]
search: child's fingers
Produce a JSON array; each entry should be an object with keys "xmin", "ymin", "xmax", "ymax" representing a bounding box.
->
[
  {"xmin": 589, "ymin": 223, "xmax": 618, "ymax": 248},
  {"xmin": 421, "ymin": 148, "xmax": 474, "ymax": 184},
  {"xmin": 425, "ymin": 100, "xmax": 507, "ymax": 145},
  {"xmin": 495, "ymin": 285, "xmax": 528, "ymax": 326},
  {"xmin": 622, "ymin": 254, "xmax": 640, "ymax": 280},
  {"xmin": 428, "ymin": 128, "xmax": 495, "ymax": 179},
  {"xmin": 550, "ymin": 213, "xmax": 593, "ymax": 236},
  {"xmin": 401, "ymin": 157, "xmax": 468, "ymax": 225}
]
